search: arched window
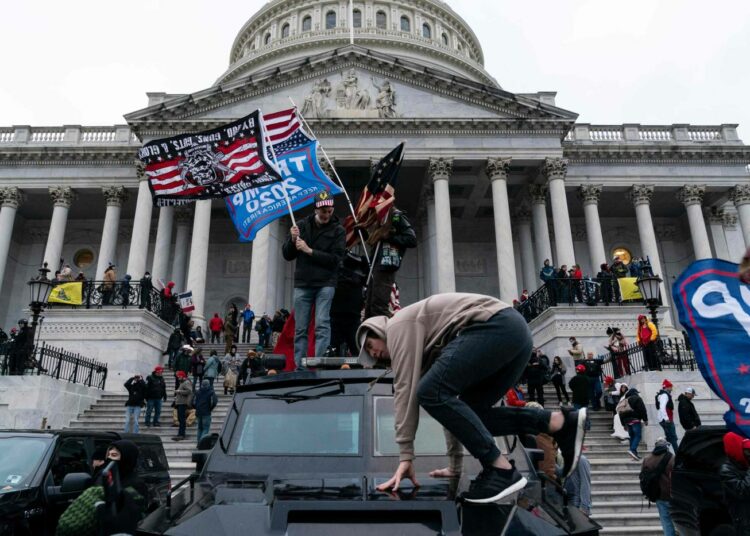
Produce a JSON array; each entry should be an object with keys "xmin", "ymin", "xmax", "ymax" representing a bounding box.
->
[
  {"xmin": 400, "ymin": 15, "xmax": 410, "ymax": 32},
  {"xmin": 376, "ymin": 10, "xmax": 386, "ymax": 29},
  {"xmin": 422, "ymin": 23, "xmax": 431, "ymax": 39},
  {"xmin": 264, "ymin": 32, "xmax": 271, "ymax": 45},
  {"xmin": 281, "ymin": 23, "xmax": 290, "ymax": 38},
  {"xmin": 353, "ymin": 9, "xmax": 362, "ymax": 28},
  {"xmin": 326, "ymin": 11, "xmax": 337, "ymax": 29},
  {"xmin": 441, "ymin": 32, "xmax": 449, "ymax": 46},
  {"xmin": 302, "ymin": 15, "xmax": 312, "ymax": 32}
]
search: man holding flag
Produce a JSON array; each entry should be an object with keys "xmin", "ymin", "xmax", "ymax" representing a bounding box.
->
[{"xmin": 282, "ymin": 192, "xmax": 346, "ymax": 370}]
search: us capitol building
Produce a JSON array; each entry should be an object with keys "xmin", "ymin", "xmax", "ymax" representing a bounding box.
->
[{"xmin": 1, "ymin": 0, "xmax": 749, "ymax": 376}]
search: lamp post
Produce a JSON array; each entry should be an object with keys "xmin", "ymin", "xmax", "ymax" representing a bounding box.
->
[
  {"xmin": 27, "ymin": 263, "xmax": 53, "ymax": 349},
  {"xmin": 635, "ymin": 273, "xmax": 663, "ymax": 330}
]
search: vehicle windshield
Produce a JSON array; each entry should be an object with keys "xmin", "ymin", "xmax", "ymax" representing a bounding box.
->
[
  {"xmin": 0, "ymin": 436, "xmax": 52, "ymax": 493},
  {"xmin": 233, "ymin": 396, "xmax": 362, "ymax": 456},
  {"xmin": 373, "ymin": 396, "xmax": 447, "ymax": 456}
]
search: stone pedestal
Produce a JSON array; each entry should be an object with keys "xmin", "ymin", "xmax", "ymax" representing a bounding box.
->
[{"xmin": 38, "ymin": 309, "xmax": 173, "ymax": 392}]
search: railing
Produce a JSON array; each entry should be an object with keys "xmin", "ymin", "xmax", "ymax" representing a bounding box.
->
[
  {"xmin": 597, "ymin": 337, "xmax": 696, "ymax": 379},
  {"xmin": 45, "ymin": 280, "xmax": 181, "ymax": 325},
  {"xmin": 517, "ymin": 276, "xmax": 657, "ymax": 323},
  {"xmin": 566, "ymin": 124, "xmax": 737, "ymax": 144},
  {"xmin": 0, "ymin": 125, "xmax": 138, "ymax": 145},
  {"xmin": 0, "ymin": 341, "xmax": 107, "ymax": 389}
]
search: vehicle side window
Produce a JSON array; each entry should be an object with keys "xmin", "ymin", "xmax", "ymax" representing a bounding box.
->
[
  {"xmin": 137, "ymin": 443, "xmax": 169, "ymax": 474},
  {"xmin": 50, "ymin": 437, "xmax": 88, "ymax": 485}
]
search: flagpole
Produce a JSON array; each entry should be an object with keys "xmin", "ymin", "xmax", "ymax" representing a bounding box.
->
[
  {"xmin": 365, "ymin": 242, "xmax": 381, "ymax": 287},
  {"xmin": 289, "ymin": 97, "xmax": 370, "ymax": 264},
  {"xmin": 259, "ymin": 108, "xmax": 296, "ymax": 228},
  {"xmin": 349, "ymin": 0, "xmax": 354, "ymax": 45}
]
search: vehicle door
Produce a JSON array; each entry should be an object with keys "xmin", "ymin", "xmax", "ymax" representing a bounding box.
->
[{"xmin": 45, "ymin": 436, "xmax": 91, "ymax": 530}]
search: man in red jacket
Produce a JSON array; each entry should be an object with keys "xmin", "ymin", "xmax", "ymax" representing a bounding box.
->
[{"xmin": 208, "ymin": 313, "xmax": 223, "ymax": 344}]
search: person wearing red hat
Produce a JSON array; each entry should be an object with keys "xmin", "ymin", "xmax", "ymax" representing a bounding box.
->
[
  {"xmin": 172, "ymin": 370, "xmax": 193, "ymax": 441},
  {"xmin": 144, "ymin": 365, "xmax": 167, "ymax": 428},
  {"xmin": 569, "ymin": 364, "xmax": 591, "ymax": 410},
  {"xmin": 656, "ymin": 379, "xmax": 679, "ymax": 453},
  {"xmin": 720, "ymin": 432, "xmax": 750, "ymax": 533}
]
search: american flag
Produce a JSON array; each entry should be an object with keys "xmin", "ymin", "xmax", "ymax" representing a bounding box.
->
[
  {"xmin": 263, "ymin": 108, "xmax": 314, "ymax": 156},
  {"xmin": 344, "ymin": 143, "xmax": 404, "ymax": 248}
]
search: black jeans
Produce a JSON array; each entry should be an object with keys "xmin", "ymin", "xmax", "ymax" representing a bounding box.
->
[
  {"xmin": 365, "ymin": 270, "xmax": 395, "ymax": 318},
  {"xmin": 242, "ymin": 325, "xmax": 252, "ymax": 343},
  {"xmin": 527, "ymin": 382, "xmax": 545, "ymax": 407},
  {"xmin": 552, "ymin": 375, "xmax": 570, "ymax": 403},
  {"xmin": 176, "ymin": 404, "xmax": 187, "ymax": 437},
  {"xmin": 643, "ymin": 342, "xmax": 661, "ymax": 371},
  {"xmin": 417, "ymin": 308, "xmax": 552, "ymax": 468}
]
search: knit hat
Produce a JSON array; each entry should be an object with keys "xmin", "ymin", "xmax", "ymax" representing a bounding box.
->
[
  {"xmin": 314, "ymin": 191, "xmax": 334, "ymax": 208},
  {"xmin": 662, "ymin": 379, "xmax": 673, "ymax": 389}
]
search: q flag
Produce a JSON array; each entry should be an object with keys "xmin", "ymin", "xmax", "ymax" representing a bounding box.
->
[
  {"xmin": 673, "ymin": 258, "xmax": 750, "ymax": 439},
  {"xmin": 225, "ymin": 139, "xmax": 342, "ymax": 242},
  {"xmin": 138, "ymin": 110, "xmax": 282, "ymax": 207},
  {"xmin": 47, "ymin": 282, "xmax": 83, "ymax": 305}
]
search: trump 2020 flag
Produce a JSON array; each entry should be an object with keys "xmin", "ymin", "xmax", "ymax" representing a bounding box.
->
[
  {"xmin": 138, "ymin": 110, "xmax": 282, "ymax": 206},
  {"xmin": 673, "ymin": 258, "xmax": 750, "ymax": 438},
  {"xmin": 225, "ymin": 139, "xmax": 342, "ymax": 242}
]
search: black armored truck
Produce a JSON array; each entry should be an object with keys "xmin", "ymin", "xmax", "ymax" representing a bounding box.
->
[{"xmin": 138, "ymin": 369, "xmax": 600, "ymax": 535}]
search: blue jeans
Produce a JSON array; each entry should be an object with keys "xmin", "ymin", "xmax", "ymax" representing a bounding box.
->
[
  {"xmin": 416, "ymin": 309, "xmax": 551, "ymax": 468},
  {"xmin": 124, "ymin": 406, "xmax": 141, "ymax": 433},
  {"xmin": 145, "ymin": 399, "xmax": 162, "ymax": 425},
  {"xmin": 628, "ymin": 421, "xmax": 642, "ymax": 453},
  {"xmin": 293, "ymin": 286, "xmax": 335, "ymax": 369},
  {"xmin": 176, "ymin": 404, "xmax": 187, "ymax": 437},
  {"xmin": 656, "ymin": 500, "xmax": 676, "ymax": 536},
  {"xmin": 660, "ymin": 421, "xmax": 679, "ymax": 453},
  {"xmin": 196, "ymin": 414, "xmax": 212, "ymax": 446},
  {"xmin": 589, "ymin": 376, "xmax": 602, "ymax": 410},
  {"xmin": 564, "ymin": 455, "xmax": 591, "ymax": 515}
]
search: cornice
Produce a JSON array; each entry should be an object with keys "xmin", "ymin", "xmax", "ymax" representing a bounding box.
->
[
  {"xmin": 563, "ymin": 144, "xmax": 750, "ymax": 165},
  {"xmin": 0, "ymin": 146, "xmax": 138, "ymax": 166}
]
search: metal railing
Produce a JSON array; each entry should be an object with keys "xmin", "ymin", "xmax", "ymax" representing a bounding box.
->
[
  {"xmin": 517, "ymin": 276, "xmax": 658, "ymax": 323},
  {"xmin": 598, "ymin": 337, "xmax": 696, "ymax": 378},
  {"xmin": 0, "ymin": 341, "xmax": 107, "ymax": 389},
  {"xmin": 45, "ymin": 280, "xmax": 180, "ymax": 325}
]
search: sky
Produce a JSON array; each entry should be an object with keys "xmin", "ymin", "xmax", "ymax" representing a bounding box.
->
[{"xmin": 1, "ymin": 0, "xmax": 749, "ymax": 138}]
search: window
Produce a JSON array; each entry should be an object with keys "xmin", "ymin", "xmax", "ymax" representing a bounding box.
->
[
  {"xmin": 264, "ymin": 32, "xmax": 271, "ymax": 45},
  {"xmin": 50, "ymin": 437, "xmax": 88, "ymax": 485},
  {"xmin": 441, "ymin": 32, "xmax": 449, "ymax": 46},
  {"xmin": 422, "ymin": 23, "xmax": 431, "ymax": 39},
  {"xmin": 74, "ymin": 248, "xmax": 94, "ymax": 270},
  {"xmin": 374, "ymin": 397, "xmax": 446, "ymax": 456},
  {"xmin": 281, "ymin": 23, "xmax": 290, "ymax": 38},
  {"xmin": 0, "ymin": 436, "xmax": 52, "ymax": 493},
  {"xmin": 400, "ymin": 15, "xmax": 410, "ymax": 32},
  {"xmin": 376, "ymin": 10, "xmax": 386, "ymax": 29},
  {"xmin": 302, "ymin": 15, "xmax": 312, "ymax": 32},
  {"xmin": 233, "ymin": 396, "xmax": 362, "ymax": 456},
  {"xmin": 326, "ymin": 10, "xmax": 337, "ymax": 29},
  {"xmin": 353, "ymin": 9, "xmax": 362, "ymax": 28}
]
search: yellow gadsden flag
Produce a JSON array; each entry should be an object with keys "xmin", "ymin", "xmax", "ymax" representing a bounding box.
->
[
  {"xmin": 47, "ymin": 282, "xmax": 83, "ymax": 305},
  {"xmin": 617, "ymin": 277, "xmax": 643, "ymax": 301}
]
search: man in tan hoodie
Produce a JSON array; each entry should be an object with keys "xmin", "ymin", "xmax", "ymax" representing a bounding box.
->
[{"xmin": 357, "ymin": 292, "xmax": 587, "ymax": 504}]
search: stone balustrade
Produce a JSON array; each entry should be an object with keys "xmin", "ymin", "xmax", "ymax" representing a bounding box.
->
[
  {"xmin": 0, "ymin": 125, "xmax": 139, "ymax": 145},
  {"xmin": 566, "ymin": 123, "xmax": 740, "ymax": 144}
]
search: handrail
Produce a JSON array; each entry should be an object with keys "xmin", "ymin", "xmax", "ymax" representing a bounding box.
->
[{"xmin": 0, "ymin": 341, "xmax": 108, "ymax": 388}]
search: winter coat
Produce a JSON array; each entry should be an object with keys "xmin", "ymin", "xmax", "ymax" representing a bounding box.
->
[
  {"xmin": 641, "ymin": 447, "xmax": 674, "ymax": 501},
  {"xmin": 540, "ymin": 265, "xmax": 556, "ymax": 282},
  {"xmin": 505, "ymin": 387, "xmax": 526, "ymax": 407},
  {"xmin": 611, "ymin": 261, "xmax": 629, "ymax": 278},
  {"xmin": 223, "ymin": 314, "xmax": 236, "ymax": 336},
  {"xmin": 241, "ymin": 308, "xmax": 255, "ymax": 327},
  {"xmin": 208, "ymin": 315, "xmax": 223, "ymax": 333},
  {"xmin": 373, "ymin": 209, "xmax": 417, "ymax": 272},
  {"xmin": 191, "ymin": 354, "xmax": 206, "ymax": 376},
  {"xmin": 636, "ymin": 315, "xmax": 659, "ymax": 344},
  {"xmin": 568, "ymin": 374, "xmax": 590, "ymax": 407},
  {"xmin": 124, "ymin": 377, "xmax": 146, "ymax": 407},
  {"xmin": 677, "ymin": 394, "xmax": 701, "ymax": 430},
  {"xmin": 204, "ymin": 355, "xmax": 221, "ymax": 379},
  {"xmin": 145, "ymin": 373, "xmax": 167, "ymax": 401},
  {"xmin": 193, "ymin": 383, "xmax": 218, "ymax": 417},
  {"xmin": 239, "ymin": 356, "xmax": 266, "ymax": 382},
  {"xmin": 282, "ymin": 213, "xmax": 346, "ymax": 288},
  {"xmin": 173, "ymin": 351, "xmax": 192, "ymax": 375},
  {"xmin": 619, "ymin": 388, "xmax": 649, "ymax": 424},
  {"xmin": 174, "ymin": 380, "xmax": 193, "ymax": 406},
  {"xmin": 525, "ymin": 357, "xmax": 546, "ymax": 386},
  {"xmin": 721, "ymin": 432, "xmax": 750, "ymax": 535},
  {"xmin": 551, "ymin": 361, "xmax": 566, "ymax": 381},
  {"xmin": 102, "ymin": 268, "xmax": 116, "ymax": 290},
  {"xmin": 167, "ymin": 331, "xmax": 182, "ymax": 351}
]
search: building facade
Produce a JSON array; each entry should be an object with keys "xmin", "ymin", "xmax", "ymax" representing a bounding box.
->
[{"xmin": 1, "ymin": 0, "xmax": 749, "ymax": 343}]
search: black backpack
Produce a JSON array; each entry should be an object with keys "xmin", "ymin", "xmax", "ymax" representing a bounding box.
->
[{"xmin": 639, "ymin": 452, "xmax": 672, "ymax": 502}]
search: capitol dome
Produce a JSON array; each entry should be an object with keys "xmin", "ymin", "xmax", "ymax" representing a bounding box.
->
[{"xmin": 217, "ymin": 0, "xmax": 497, "ymax": 87}]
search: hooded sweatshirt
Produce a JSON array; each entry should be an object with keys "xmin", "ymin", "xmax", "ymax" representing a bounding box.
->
[
  {"xmin": 636, "ymin": 315, "xmax": 658, "ymax": 344},
  {"xmin": 356, "ymin": 292, "xmax": 508, "ymax": 463},
  {"xmin": 720, "ymin": 432, "xmax": 750, "ymax": 534},
  {"xmin": 677, "ymin": 393, "xmax": 701, "ymax": 430}
]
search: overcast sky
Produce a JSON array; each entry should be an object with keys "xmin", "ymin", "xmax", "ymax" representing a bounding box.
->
[{"xmin": 1, "ymin": 0, "xmax": 748, "ymax": 138}]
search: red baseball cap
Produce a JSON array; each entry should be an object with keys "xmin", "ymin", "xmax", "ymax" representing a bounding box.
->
[
  {"xmin": 154, "ymin": 365, "xmax": 164, "ymax": 373},
  {"xmin": 176, "ymin": 371, "xmax": 187, "ymax": 379},
  {"xmin": 576, "ymin": 364, "xmax": 586, "ymax": 373},
  {"xmin": 662, "ymin": 379, "xmax": 673, "ymax": 389}
]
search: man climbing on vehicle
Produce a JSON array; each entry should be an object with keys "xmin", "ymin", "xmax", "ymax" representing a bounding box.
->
[{"xmin": 357, "ymin": 292, "xmax": 587, "ymax": 503}]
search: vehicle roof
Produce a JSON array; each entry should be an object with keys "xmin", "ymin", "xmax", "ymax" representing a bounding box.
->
[
  {"xmin": 0, "ymin": 429, "xmax": 164, "ymax": 444},
  {"xmin": 235, "ymin": 368, "xmax": 391, "ymax": 394}
]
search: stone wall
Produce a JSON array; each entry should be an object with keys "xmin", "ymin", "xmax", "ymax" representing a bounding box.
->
[{"xmin": 0, "ymin": 375, "xmax": 102, "ymax": 429}]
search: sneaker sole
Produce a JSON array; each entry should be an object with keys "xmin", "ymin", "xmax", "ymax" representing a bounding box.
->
[
  {"xmin": 627, "ymin": 451, "xmax": 639, "ymax": 461},
  {"xmin": 564, "ymin": 408, "xmax": 587, "ymax": 479},
  {"xmin": 463, "ymin": 476, "xmax": 528, "ymax": 504}
]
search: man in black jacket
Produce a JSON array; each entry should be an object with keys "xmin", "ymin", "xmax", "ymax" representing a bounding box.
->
[
  {"xmin": 144, "ymin": 366, "xmax": 167, "ymax": 428},
  {"xmin": 720, "ymin": 431, "xmax": 750, "ymax": 535},
  {"xmin": 569, "ymin": 364, "xmax": 590, "ymax": 410},
  {"xmin": 123, "ymin": 374, "xmax": 146, "ymax": 433},
  {"xmin": 364, "ymin": 208, "xmax": 417, "ymax": 318},
  {"xmin": 618, "ymin": 387, "xmax": 649, "ymax": 461},
  {"xmin": 677, "ymin": 386, "xmax": 701, "ymax": 432},
  {"xmin": 525, "ymin": 353, "xmax": 546, "ymax": 407},
  {"xmin": 282, "ymin": 191, "xmax": 345, "ymax": 369}
]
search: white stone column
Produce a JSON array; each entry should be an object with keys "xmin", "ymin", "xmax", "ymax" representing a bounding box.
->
[
  {"xmin": 529, "ymin": 184, "xmax": 553, "ymax": 270},
  {"xmin": 707, "ymin": 208, "xmax": 730, "ymax": 261},
  {"xmin": 428, "ymin": 158, "xmax": 455, "ymax": 293},
  {"xmin": 248, "ymin": 220, "xmax": 282, "ymax": 317},
  {"xmin": 185, "ymin": 200, "xmax": 212, "ymax": 326},
  {"xmin": 730, "ymin": 184, "xmax": 750, "ymax": 248},
  {"xmin": 486, "ymin": 158, "xmax": 518, "ymax": 303},
  {"xmin": 0, "ymin": 188, "xmax": 23, "ymax": 294},
  {"xmin": 43, "ymin": 186, "xmax": 74, "ymax": 272},
  {"xmin": 126, "ymin": 169, "xmax": 154, "ymax": 279},
  {"xmin": 515, "ymin": 207, "xmax": 537, "ymax": 292},
  {"xmin": 150, "ymin": 206, "xmax": 174, "ymax": 283},
  {"xmin": 424, "ymin": 191, "xmax": 439, "ymax": 295},
  {"xmin": 630, "ymin": 185, "xmax": 670, "ymax": 306},
  {"xmin": 579, "ymin": 185, "xmax": 606, "ymax": 275},
  {"xmin": 95, "ymin": 186, "xmax": 128, "ymax": 280},
  {"xmin": 170, "ymin": 207, "xmax": 192, "ymax": 292},
  {"xmin": 678, "ymin": 185, "xmax": 712, "ymax": 260},
  {"xmin": 543, "ymin": 158, "xmax": 576, "ymax": 269},
  {"xmin": 722, "ymin": 212, "xmax": 745, "ymax": 261}
]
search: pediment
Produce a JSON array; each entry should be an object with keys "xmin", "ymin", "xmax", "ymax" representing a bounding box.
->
[{"xmin": 125, "ymin": 46, "xmax": 577, "ymax": 135}]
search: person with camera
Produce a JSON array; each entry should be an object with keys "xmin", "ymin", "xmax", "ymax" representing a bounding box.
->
[{"xmin": 123, "ymin": 374, "xmax": 146, "ymax": 434}]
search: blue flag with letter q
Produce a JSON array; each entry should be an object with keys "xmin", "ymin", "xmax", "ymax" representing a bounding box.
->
[
  {"xmin": 225, "ymin": 140, "xmax": 342, "ymax": 242},
  {"xmin": 673, "ymin": 258, "xmax": 750, "ymax": 439}
]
